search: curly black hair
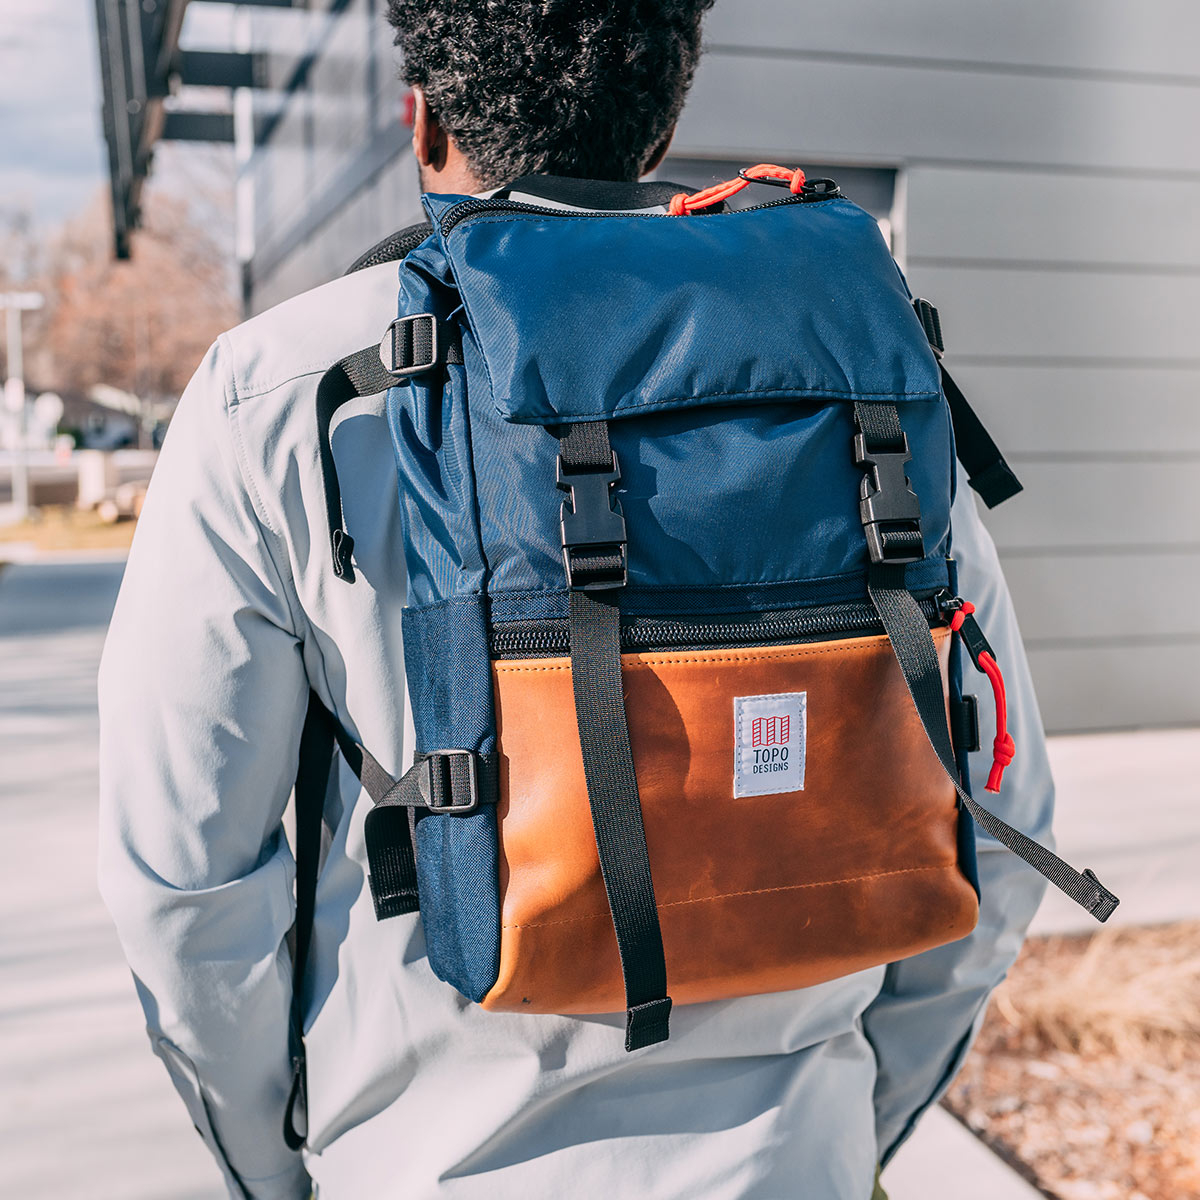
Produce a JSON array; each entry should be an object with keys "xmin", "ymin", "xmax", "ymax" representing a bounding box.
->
[{"xmin": 386, "ymin": 0, "xmax": 715, "ymax": 188}]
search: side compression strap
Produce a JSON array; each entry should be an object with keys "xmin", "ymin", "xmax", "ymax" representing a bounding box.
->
[
  {"xmin": 316, "ymin": 323, "xmax": 463, "ymax": 582},
  {"xmin": 319, "ymin": 713, "xmax": 495, "ymax": 920},
  {"xmin": 853, "ymin": 402, "xmax": 1119, "ymax": 923},
  {"xmin": 558, "ymin": 422, "xmax": 672, "ymax": 1051},
  {"xmin": 912, "ymin": 298, "xmax": 1022, "ymax": 509},
  {"xmin": 940, "ymin": 364, "xmax": 1023, "ymax": 509}
]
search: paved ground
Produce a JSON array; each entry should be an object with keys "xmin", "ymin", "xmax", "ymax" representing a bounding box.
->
[
  {"xmin": 0, "ymin": 559, "xmax": 224, "ymax": 1200},
  {"xmin": 1, "ymin": 556, "xmax": 1193, "ymax": 1199}
]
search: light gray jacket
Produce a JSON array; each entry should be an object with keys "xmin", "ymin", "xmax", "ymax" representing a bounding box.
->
[{"xmin": 98, "ymin": 253, "xmax": 1051, "ymax": 1200}]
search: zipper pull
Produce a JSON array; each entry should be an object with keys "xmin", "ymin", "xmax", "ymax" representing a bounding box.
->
[{"xmin": 940, "ymin": 594, "xmax": 1015, "ymax": 793}]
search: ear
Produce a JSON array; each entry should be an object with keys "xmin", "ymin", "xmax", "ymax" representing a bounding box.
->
[
  {"xmin": 641, "ymin": 126, "xmax": 676, "ymax": 177},
  {"xmin": 411, "ymin": 87, "xmax": 447, "ymax": 171}
]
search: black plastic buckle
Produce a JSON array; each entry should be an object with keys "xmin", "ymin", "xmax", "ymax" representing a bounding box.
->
[
  {"xmin": 913, "ymin": 298, "xmax": 944, "ymax": 358},
  {"xmin": 379, "ymin": 313, "xmax": 439, "ymax": 378},
  {"xmin": 854, "ymin": 430, "xmax": 925, "ymax": 565},
  {"xmin": 421, "ymin": 750, "xmax": 479, "ymax": 815},
  {"xmin": 556, "ymin": 451, "xmax": 628, "ymax": 590}
]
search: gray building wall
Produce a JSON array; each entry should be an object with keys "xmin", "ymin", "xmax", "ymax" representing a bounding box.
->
[{"xmin": 245, "ymin": 0, "xmax": 1200, "ymax": 732}]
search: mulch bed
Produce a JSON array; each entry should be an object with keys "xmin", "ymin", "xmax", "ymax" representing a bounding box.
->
[{"xmin": 943, "ymin": 921, "xmax": 1200, "ymax": 1200}]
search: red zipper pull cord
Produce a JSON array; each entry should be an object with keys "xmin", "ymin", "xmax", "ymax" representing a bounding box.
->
[
  {"xmin": 948, "ymin": 599, "xmax": 1015, "ymax": 793},
  {"xmin": 669, "ymin": 163, "xmax": 807, "ymax": 215}
]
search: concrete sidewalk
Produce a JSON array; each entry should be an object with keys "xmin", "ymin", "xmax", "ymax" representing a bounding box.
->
[
  {"xmin": 0, "ymin": 559, "xmax": 223, "ymax": 1200},
  {"xmin": 1, "ymin": 555, "xmax": 1193, "ymax": 1199}
]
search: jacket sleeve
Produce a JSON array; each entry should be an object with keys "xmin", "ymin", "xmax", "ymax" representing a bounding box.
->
[
  {"xmin": 864, "ymin": 486, "xmax": 1053, "ymax": 1165},
  {"xmin": 97, "ymin": 339, "xmax": 312, "ymax": 1199}
]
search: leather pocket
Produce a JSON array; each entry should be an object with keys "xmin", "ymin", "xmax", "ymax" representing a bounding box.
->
[{"xmin": 484, "ymin": 627, "xmax": 979, "ymax": 1014}]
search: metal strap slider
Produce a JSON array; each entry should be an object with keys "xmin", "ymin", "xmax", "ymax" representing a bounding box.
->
[{"xmin": 380, "ymin": 313, "xmax": 440, "ymax": 378}]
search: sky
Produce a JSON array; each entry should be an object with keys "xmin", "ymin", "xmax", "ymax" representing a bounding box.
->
[
  {"xmin": 0, "ymin": 0, "xmax": 108, "ymax": 229},
  {"xmin": 0, "ymin": 0, "xmax": 238, "ymax": 237}
]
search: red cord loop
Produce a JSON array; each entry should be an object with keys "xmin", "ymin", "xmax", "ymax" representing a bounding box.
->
[
  {"xmin": 948, "ymin": 599, "xmax": 975, "ymax": 632},
  {"xmin": 669, "ymin": 163, "xmax": 807, "ymax": 216},
  {"xmin": 950, "ymin": 598, "xmax": 1014, "ymax": 792}
]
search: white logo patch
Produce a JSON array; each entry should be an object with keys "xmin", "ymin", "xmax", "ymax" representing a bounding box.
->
[{"xmin": 733, "ymin": 692, "xmax": 807, "ymax": 798}]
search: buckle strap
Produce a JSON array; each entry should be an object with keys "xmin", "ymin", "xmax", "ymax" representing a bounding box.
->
[
  {"xmin": 854, "ymin": 403, "xmax": 925, "ymax": 565},
  {"xmin": 850, "ymin": 405, "xmax": 1119, "ymax": 921},
  {"xmin": 868, "ymin": 570, "xmax": 1118, "ymax": 921},
  {"xmin": 557, "ymin": 421, "xmax": 628, "ymax": 590},
  {"xmin": 552, "ymin": 419, "xmax": 672, "ymax": 1050}
]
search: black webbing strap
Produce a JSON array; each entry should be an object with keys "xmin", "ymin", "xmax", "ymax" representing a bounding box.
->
[
  {"xmin": 940, "ymin": 364, "xmax": 1024, "ymax": 509},
  {"xmin": 283, "ymin": 692, "xmax": 498, "ymax": 1145},
  {"xmin": 357, "ymin": 747, "xmax": 498, "ymax": 921},
  {"xmin": 316, "ymin": 324, "xmax": 463, "ymax": 583},
  {"xmin": 283, "ymin": 691, "xmax": 336, "ymax": 1150},
  {"xmin": 558, "ymin": 422, "xmax": 672, "ymax": 1050},
  {"xmin": 853, "ymin": 402, "xmax": 1119, "ymax": 923},
  {"xmin": 911, "ymin": 298, "xmax": 1022, "ymax": 510},
  {"xmin": 325, "ymin": 719, "xmax": 495, "ymax": 918}
]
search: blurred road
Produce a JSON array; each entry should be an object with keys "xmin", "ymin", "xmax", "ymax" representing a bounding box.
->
[
  {"xmin": 1, "ymin": 555, "xmax": 1193, "ymax": 1200},
  {"xmin": 0, "ymin": 558, "xmax": 224, "ymax": 1200}
]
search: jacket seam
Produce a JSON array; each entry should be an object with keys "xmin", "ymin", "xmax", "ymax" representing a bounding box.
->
[{"xmin": 220, "ymin": 333, "xmax": 306, "ymax": 640}]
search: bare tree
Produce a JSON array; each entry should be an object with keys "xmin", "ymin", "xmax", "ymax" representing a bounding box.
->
[{"xmin": 25, "ymin": 183, "xmax": 238, "ymax": 400}]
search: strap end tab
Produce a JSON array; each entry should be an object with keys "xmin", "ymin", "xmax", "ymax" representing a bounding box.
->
[
  {"xmin": 625, "ymin": 996, "xmax": 672, "ymax": 1052},
  {"xmin": 969, "ymin": 460, "xmax": 1024, "ymax": 509},
  {"xmin": 1082, "ymin": 868, "xmax": 1120, "ymax": 923},
  {"xmin": 331, "ymin": 529, "xmax": 356, "ymax": 582}
]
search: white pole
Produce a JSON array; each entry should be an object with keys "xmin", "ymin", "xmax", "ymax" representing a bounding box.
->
[
  {"xmin": 4, "ymin": 304, "xmax": 29, "ymax": 520},
  {"xmin": 2, "ymin": 292, "xmax": 46, "ymax": 522},
  {"xmin": 233, "ymin": 5, "xmax": 256, "ymax": 316}
]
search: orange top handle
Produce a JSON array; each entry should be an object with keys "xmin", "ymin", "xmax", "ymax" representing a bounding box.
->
[{"xmin": 668, "ymin": 163, "xmax": 807, "ymax": 216}]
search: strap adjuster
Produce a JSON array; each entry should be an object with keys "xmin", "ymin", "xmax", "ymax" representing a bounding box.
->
[
  {"xmin": 380, "ymin": 313, "xmax": 439, "ymax": 378},
  {"xmin": 854, "ymin": 429, "xmax": 925, "ymax": 565},
  {"xmin": 419, "ymin": 749, "xmax": 480, "ymax": 814},
  {"xmin": 913, "ymin": 298, "xmax": 944, "ymax": 358},
  {"xmin": 556, "ymin": 451, "xmax": 628, "ymax": 590}
]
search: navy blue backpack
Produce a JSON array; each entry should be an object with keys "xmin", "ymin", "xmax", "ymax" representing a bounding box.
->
[{"xmin": 282, "ymin": 167, "xmax": 1118, "ymax": 1147}]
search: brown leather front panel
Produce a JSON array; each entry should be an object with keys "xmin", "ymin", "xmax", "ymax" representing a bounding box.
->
[{"xmin": 484, "ymin": 628, "xmax": 978, "ymax": 1014}]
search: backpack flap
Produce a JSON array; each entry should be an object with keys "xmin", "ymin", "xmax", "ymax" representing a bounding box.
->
[{"xmin": 428, "ymin": 191, "xmax": 941, "ymax": 424}]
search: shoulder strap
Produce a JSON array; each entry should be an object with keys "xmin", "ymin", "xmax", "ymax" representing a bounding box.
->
[
  {"xmin": 283, "ymin": 692, "xmax": 336, "ymax": 1150},
  {"xmin": 344, "ymin": 221, "xmax": 432, "ymax": 275},
  {"xmin": 852, "ymin": 401, "xmax": 1119, "ymax": 922},
  {"xmin": 285, "ymin": 693, "xmax": 480, "ymax": 1148}
]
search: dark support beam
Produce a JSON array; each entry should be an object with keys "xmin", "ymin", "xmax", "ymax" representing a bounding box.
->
[
  {"xmin": 177, "ymin": 50, "xmax": 264, "ymax": 90},
  {"xmin": 161, "ymin": 112, "xmax": 235, "ymax": 142}
]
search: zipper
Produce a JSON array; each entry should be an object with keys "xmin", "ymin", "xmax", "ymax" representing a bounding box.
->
[
  {"xmin": 490, "ymin": 595, "xmax": 943, "ymax": 659},
  {"xmin": 439, "ymin": 190, "xmax": 836, "ymax": 238}
]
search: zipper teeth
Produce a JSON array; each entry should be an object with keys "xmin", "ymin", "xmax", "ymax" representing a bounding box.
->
[
  {"xmin": 490, "ymin": 598, "xmax": 941, "ymax": 658},
  {"xmin": 439, "ymin": 192, "xmax": 830, "ymax": 237}
]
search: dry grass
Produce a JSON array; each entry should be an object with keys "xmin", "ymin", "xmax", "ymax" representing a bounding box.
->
[
  {"xmin": 0, "ymin": 505, "xmax": 136, "ymax": 553},
  {"xmin": 991, "ymin": 921, "xmax": 1200, "ymax": 1062},
  {"xmin": 945, "ymin": 922, "xmax": 1200, "ymax": 1200}
]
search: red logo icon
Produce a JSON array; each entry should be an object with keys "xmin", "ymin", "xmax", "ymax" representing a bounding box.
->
[{"xmin": 751, "ymin": 714, "xmax": 789, "ymax": 747}]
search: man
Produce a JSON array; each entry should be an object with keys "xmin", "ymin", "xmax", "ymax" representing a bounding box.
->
[{"xmin": 98, "ymin": 3, "xmax": 1052, "ymax": 1197}]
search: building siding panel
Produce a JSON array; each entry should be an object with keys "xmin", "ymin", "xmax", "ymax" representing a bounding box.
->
[
  {"xmin": 704, "ymin": 0, "xmax": 1200, "ymax": 80},
  {"xmin": 677, "ymin": 53, "xmax": 1200, "ymax": 174}
]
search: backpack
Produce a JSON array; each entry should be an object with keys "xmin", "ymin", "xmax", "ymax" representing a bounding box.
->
[{"xmin": 282, "ymin": 167, "xmax": 1118, "ymax": 1147}]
